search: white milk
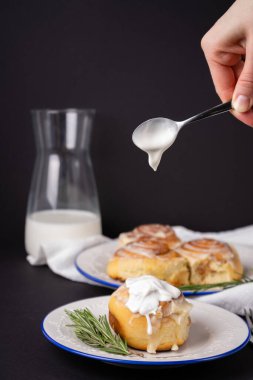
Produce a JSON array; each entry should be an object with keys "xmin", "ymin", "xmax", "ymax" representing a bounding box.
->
[{"xmin": 25, "ymin": 209, "xmax": 102, "ymax": 258}]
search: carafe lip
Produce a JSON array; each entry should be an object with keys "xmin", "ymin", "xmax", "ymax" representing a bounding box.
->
[{"xmin": 31, "ymin": 108, "xmax": 95, "ymax": 114}]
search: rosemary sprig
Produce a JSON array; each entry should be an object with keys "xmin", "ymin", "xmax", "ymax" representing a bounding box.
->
[
  {"xmin": 65, "ymin": 308, "xmax": 130, "ymax": 355},
  {"xmin": 179, "ymin": 276, "xmax": 253, "ymax": 293}
]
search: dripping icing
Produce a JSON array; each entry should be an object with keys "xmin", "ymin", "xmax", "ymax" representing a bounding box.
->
[{"xmin": 125, "ymin": 275, "xmax": 181, "ymax": 335}]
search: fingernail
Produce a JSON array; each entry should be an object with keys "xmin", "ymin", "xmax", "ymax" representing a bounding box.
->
[{"xmin": 232, "ymin": 95, "xmax": 251, "ymax": 113}]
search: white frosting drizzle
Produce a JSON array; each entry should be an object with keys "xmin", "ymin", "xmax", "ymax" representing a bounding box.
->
[
  {"xmin": 118, "ymin": 240, "xmax": 167, "ymax": 258},
  {"xmin": 135, "ymin": 224, "xmax": 173, "ymax": 238},
  {"xmin": 119, "ymin": 225, "xmax": 176, "ymax": 247},
  {"xmin": 125, "ymin": 275, "xmax": 181, "ymax": 335},
  {"xmin": 123, "ymin": 246, "xmax": 155, "ymax": 258},
  {"xmin": 177, "ymin": 240, "xmax": 236, "ymax": 264}
]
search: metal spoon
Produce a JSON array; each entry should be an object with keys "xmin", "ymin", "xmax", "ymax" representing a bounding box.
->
[{"xmin": 132, "ymin": 100, "xmax": 232, "ymax": 171}]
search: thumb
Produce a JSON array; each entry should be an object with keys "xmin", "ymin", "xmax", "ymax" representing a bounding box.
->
[{"xmin": 232, "ymin": 46, "xmax": 253, "ymax": 113}]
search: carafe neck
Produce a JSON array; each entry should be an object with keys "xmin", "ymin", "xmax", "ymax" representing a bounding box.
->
[{"xmin": 32, "ymin": 109, "xmax": 95, "ymax": 152}]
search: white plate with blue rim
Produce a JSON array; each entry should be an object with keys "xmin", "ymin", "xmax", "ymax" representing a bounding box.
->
[
  {"xmin": 75, "ymin": 240, "xmax": 253, "ymax": 295},
  {"xmin": 42, "ymin": 296, "xmax": 250, "ymax": 368}
]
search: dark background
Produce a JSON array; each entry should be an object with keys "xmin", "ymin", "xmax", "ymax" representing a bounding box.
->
[
  {"xmin": 2, "ymin": 0, "xmax": 252, "ymax": 250},
  {"xmin": 2, "ymin": 3, "xmax": 253, "ymax": 379}
]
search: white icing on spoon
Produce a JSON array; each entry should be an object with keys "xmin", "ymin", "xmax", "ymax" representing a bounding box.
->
[
  {"xmin": 132, "ymin": 118, "xmax": 178, "ymax": 171},
  {"xmin": 132, "ymin": 101, "xmax": 232, "ymax": 171},
  {"xmin": 125, "ymin": 275, "xmax": 181, "ymax": 335}
]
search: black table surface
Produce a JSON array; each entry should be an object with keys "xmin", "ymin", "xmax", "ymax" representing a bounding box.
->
[{"xmin": 2, "ymin": 250, "xmax": 253, "ymax": 380}]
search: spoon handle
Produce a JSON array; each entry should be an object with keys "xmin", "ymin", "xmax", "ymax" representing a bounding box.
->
[{"xmin": 184, "ymin": 100, "xmax": 232, "ymax": 126}]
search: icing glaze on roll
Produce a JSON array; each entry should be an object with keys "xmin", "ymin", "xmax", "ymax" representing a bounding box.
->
[
  {"xmin": 119, "ymin": 224, "xmax": 181, "ymax": 249},
  {"xmin": 133, "ymin": 224, "xmax": 175, "ymax": 238},
  {"xmin": 177, "ymin": 238, "xmax": 235, "ymax": 264},
  {"xmin": 110, "ymin": 276, "xmax": 192, "ymax": 353},
  {"xmin": 115, "ymin": 237, "xmax": 169, "ymax": 258},
  {"xmin": 125, "ymin": 275, "xmax": 181, "ymax": 334}
]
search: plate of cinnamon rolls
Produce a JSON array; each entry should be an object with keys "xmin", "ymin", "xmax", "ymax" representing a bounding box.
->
[
  {"xmin": 42, "ymin": 275, "xmax": 250, "ymax": 367},
  {"xmin": 75, "ymin": 224, "xmax": 252, "ymax": 294}
]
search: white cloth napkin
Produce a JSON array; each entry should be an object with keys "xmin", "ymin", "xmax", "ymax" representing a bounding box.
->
[
  {"xmin": 27, "ymin": 235, "xmax": 110, "ymax": 284},
  {"xmin": 174, "ymin": 224, "xmax": 253, "ymax": 246},
  {"xmin": 27, "ymin": 225, "xmax": 253, "ymax": 314},
  {"xmin": 194, "ymin": 283, "xmax": 253, "ymax": 315}
]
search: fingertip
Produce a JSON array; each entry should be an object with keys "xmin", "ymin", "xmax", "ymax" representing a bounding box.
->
[{"xmin": 232, "ymin": 95, "xmax": 251, "ymax": 113}]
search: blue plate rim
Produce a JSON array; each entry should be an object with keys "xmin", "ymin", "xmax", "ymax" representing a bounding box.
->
[
  {"xmin": 41, "ymin": 314, "xmax": 250, "ymax": 366},
  {"xmin": 75, "ymin": 256, "xmax": 218, "ymax": 296}
]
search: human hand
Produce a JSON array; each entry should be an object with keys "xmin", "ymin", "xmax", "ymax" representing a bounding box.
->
[{"xmin": 201, "ymin": 0, "xmax": 253, "ymax": 127}]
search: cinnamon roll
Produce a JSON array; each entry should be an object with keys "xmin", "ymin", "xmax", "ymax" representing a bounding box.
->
[
  {"xmin": 108, "ymin": 275, "xmax": 192, "ymax": 353},
  {"xmin": 118, "ymin": 224, "xmax": 181, "ymax": 249},
  {"xmin": 174, "ymin": 238, "xmax": 243, "ymax": 285},
  {"xmin": 107, "ymin": 236, "xmax": 189, "ymax": 285}
]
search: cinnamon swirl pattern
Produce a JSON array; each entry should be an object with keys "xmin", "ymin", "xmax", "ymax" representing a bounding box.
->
[
  {"xmin": 107, "ymin": 235, "xmax": 189, "ymax": 286},
  {"xmin": 174, "ymin": 238, "xmax": 243, "ymax": 285},
  {"xmin": 118, "ymin": 224, "xmax": 181, "ymax": 249}
]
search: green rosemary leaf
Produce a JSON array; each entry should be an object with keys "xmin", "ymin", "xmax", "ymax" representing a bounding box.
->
[
  {"xmin": 65, "ymin": 308, "xmax": 130, "ymax": 356},
  {"xmin": 179, "ymin": 276, "xmax": 253, "ymax": 293}
]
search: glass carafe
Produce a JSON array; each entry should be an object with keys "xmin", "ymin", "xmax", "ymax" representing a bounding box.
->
[{"xmin": 25, "ymin": 109, "xmax": 102, "ymax": 260}]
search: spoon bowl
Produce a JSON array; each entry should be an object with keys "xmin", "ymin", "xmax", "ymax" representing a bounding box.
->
[
  {"xmin": 132, "ymin": 118, "xmax": 179, "ymax": 171},
  {"xmin": 133, "ymin": 117, "xmax": 179, "ymax": 151}
]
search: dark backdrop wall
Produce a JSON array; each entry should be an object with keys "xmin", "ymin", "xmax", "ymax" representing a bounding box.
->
[{"xmin": 1, "ymin": 0, "xmax": 253, "ymax": 249}]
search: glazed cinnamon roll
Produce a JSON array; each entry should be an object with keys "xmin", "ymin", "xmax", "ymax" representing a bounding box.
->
[
  {"xmin": 119, "ymin": 224, "xmax": 181, "ymax": 249},
  {"xmin": 174, "ymin": 238, "xmax": 243, "ymax": 285},
  {"xmin": 107, "ymin": 236, "xmax": 189, "ymax": 285},
  {"xmin": 109, "ymin": 276, "xmax": 192, "ymax": 353}
]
